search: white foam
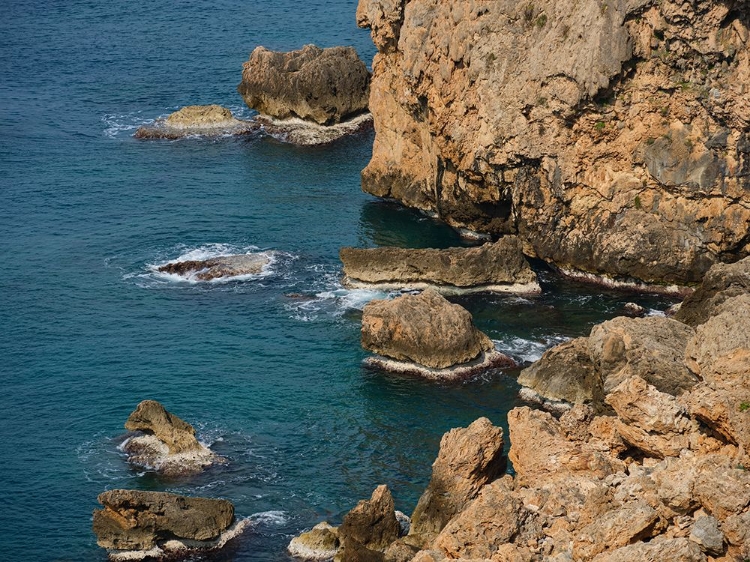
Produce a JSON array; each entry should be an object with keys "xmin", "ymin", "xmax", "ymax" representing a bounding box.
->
[
  {"xmin": 493, "ymin": 335, "xmax": 570, "ymax": 365},
  {"xmin": 250, "ymin": 510, "xmax": 289, "ymax": 527},
  {"xmin": 102, "ymin": 110, "xmax": 168, "ymax": 139}
]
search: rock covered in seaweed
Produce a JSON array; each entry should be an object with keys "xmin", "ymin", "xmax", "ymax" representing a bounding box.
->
[
  {"xmin": 135, "ymin": 105, "xmax": 258, "ymax": 139},
  {"xmin": 340, "ymin": 237, "xmax": 540, "ymax": 294},
  {"xmin": 92, "ymin": 489, "xmax": 247, "ymax": 559},
  {"xmin": 361, "ymin": 288, "xmax": 514, "ymax": 379},
  {"xmin": 121, "ymin": 400, "xmax": 220, "ymax": 476},
  {"xmin": 238, "ymin": 44, "xmax": 370, "ymax": 125}
]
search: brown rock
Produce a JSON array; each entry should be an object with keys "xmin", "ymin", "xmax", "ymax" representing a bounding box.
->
[
  {"xmin": 693, "ymin": 455, "xmax": 750, "ymax": 520},
  {"xmin": 675, "ymin": 256, "xmax": 750, "ymax": 327},
  {"xmin": 383, "ymin": 540, "xmax": 419, "ymax": 562},
  {"xmin": 338, "ymin": 485, "xmax": 401, "ymax": 553},
  {"xmin": 517, "ymin": 337, "xmax": 600, "ymax": 408},
  {"xmin": 238, "ymin": 44, "xmax": 370, "ymax": 125},
  {"xmin": 590, "ymin": 537, "xmax": 707, "ymax": 562},
  {"xmin": 288, "ymin": 522, "xmax": 340, "ymax": 561},
  {"xmin": 409, "ymin": 418, "xmax": 506, "ymax": 545},
  {"xmin": 92, "ymin": 490, "xmax": 234, "ymax": 551},
  {"xmin": 588, "ymin": 316, "xmax": 698, "ymax": 396},
  {"xmin": 357, "ymin": 0, "xmax": 750, "ymax": 285},
  {"xmin": 157, "ymin": 253, "xmax": 271, "ymax": 281},
  {"xmin": 135, "ymin": 105, "xmax": 258, "ymax": 139},
  {"xmin": 361, "ymin": 289, "xmax": 495, "ymax": 370},
  {"xmin": 508, "ymin": 407, "xmax": 624, "ymax": 486},
  {"xmin": 340, "ymin": 237, "xmax": 539, "ymax": 294},
  {"xmin": 125, "ymin": 400, "xmax": 200, "ymax": 454}
]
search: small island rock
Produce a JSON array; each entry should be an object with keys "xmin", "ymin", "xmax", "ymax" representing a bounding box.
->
[
  {"xmin": 238, "ymin": 44, "xmax": 370, "ymax": 126},
  {"xmin": 157, "ymin": 253, "xmax": 271, "ymax": 281},
  {"xmin": 135, "ymin": 105, "xmax": 258, "ymax": 139}
]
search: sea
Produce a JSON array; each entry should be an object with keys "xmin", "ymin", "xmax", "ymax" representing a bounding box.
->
[{"xmin": 0, "ymin": 1, "xmax": 680, "ymax": 560}]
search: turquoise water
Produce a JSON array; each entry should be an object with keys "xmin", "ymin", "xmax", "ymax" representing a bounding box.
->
[{"xmin": 0, "ymin": 1, "xmax": 678, "ymax": 560}]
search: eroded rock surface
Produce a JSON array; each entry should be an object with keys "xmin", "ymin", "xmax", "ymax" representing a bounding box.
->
[
  {"xmin": 357, "ymin": 0, "xmax": 750, "ymax": 285},
  {"xmin": 93, "ymin": 490, "xmax": 243, "ymax": 558},
  {"xmin": 238, "ymin": 44, "xmax": 370, "ymax": 125},
  {"xmin": 157, "ymin": 253, "xmax": 271, "ymax": 281},
  {"xmin": 135, "ymin": 105, "xmax": 258, "ymax": 139},
  {"xmin": 361, "ymin": 288, "xmax": 513, "ymax": 378},
  {"xmin": 340, "ymin": 237, "xmax": 539, "ymax": 294},
  {"xmin": 122, "ymin": 400, "xmax": 219, "ymax": 476}
]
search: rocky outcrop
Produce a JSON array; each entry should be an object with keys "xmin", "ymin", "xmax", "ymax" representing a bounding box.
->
[
  {"xmin": 135, "ymin": 105, "xmax": 258, "ymax": 139},
  {"xmin": 93, "ymin": 490, "xmax": 246, "ymax": 559},
  {"xmin": 361, "ymin": 289, "xmax": 514, "ymax": 379},
  {"xmin": 255, "ymin": 113, "xmax": 373, "ymax": 146},
  {"xmin": 357, "ymin": 0, "xmax": 750, "ymax": 285},
  {"xmin": 288, "ymin": 522, "xmax": 340, "ymax": 561},
  {"xmin": 121, "ymin": 400, "xmax": 219, "ymax": 476},
  {"xmin": 340, "ymin": 237, "xmax": 540, "ymax": 294},
  {"xmin": 337, "ymin": 485, "xmax": 402, "ymax": 559},
  {"xmin": 238, "ymin": 44, "xmax": 370, "ymax": 125},
  {"xmin": 157, "ymin": 253, "xmax": 271, "ymax": 281}
]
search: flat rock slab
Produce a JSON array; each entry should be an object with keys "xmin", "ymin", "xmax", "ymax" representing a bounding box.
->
[
  {"xmin": 157, "ymin": 253, "xmax": 271, "ymax": 281},
  {"xmin": 341, "ymin": 237, "xmax": 539, "ymax": 294},
  {"xmin": 135, "ymin": 105, "xmax": 259, "ymax": 139}
]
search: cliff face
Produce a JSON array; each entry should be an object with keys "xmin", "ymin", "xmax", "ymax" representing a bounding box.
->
[{"xmin": 357, "ymin": 0, "xmax": 750, "ymax": 284}]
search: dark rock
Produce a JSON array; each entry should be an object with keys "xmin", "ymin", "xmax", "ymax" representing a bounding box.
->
[
  {"xmin": 338, "ymin": 485, "xmax": 401, "ymax": 553},
  {"xmin": 238, "ymin": 44, "xmax": 370, "ymax": 125},
  {"xmin": 689, "ymin": 516, "xmax": 724, "ymax": 555},
  {"xmin": 157, "ymin": 253, "xmax": 270, "ymax": 281},
  {"xmin": 340, "ymin": 237, "xmax": 539, "ymax": 294}
]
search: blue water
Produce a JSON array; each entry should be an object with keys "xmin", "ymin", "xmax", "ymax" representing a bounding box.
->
[{"xmin": 0, "ymin": 1, "xmax": 679, "ymax": 560}]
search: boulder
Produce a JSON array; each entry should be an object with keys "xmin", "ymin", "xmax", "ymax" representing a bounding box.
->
[
  {"xmin": 340, "ymin": 237, "xmax": 540, "ymax": 294},
  {"xmin": 238, "ymin": 44, "xmax": 370, "ymax": 125},
  {"xmin": 338, "ymin": 485, "xmax": 401, "ymax": 553},
  {"xmin": 93, "ymin": 490, "xmax": 241, "ymax": 555},
  {"xmin": 122, "ymin": 400, "xmax": 218, "ymax": 476},
  {"xmin": 689, "ymin": 516, "xmax": 724, "ymax": 555},
  {"xmin": 409, "ymin": 418, "xmax": 506, "ymax": 545},
  {"xmin": 573, "ymin": 501, "xmax": 661, "ymax": 559},
  {"xmin": 517, "ymin": 337, "xmax": 600, "ymax": 410},
  {"xmin": 135, "ymin": 105, "xmax": 258, "ymax": 139},
  {"xmin": 157, "ymin": 253, "xmax": 271, "ymax": 281},
  {"xmin": 590, "ymin": 537, "xmax": 707, "ymax": 562},
  {"xmin": 288, "ymin": 522, "xmax": 340, "ymax": 561},
  {"xmin": 675, "ymin": 256, "xmax": 750, "ymax": 327},
  {"xmin": 588, "ymin": 316, "xmax": 698, "ymax": 396},
  {"xmin": 361, "ymin": 289, "xmax": 513, "ymax": 379}
]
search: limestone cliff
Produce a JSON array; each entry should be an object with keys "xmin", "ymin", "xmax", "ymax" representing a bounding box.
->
[{"xmin": 357, "ymin": 0, "xmax": 750, "ymax": 284}]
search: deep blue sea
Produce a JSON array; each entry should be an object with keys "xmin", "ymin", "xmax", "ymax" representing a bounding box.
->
[{"xmin": 0, "ymin": 1, "xmax": 679, "ymax": 560}]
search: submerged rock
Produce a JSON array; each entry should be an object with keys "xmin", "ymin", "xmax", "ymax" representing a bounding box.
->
[
  {"xmin": 340, "ymin": 237, "xmax": 540, "ymax": 294},
  {"xmin": 122, "ymin": 400, "xmax": 219, "ymax": 476},
  {"xmin": 238, "ymin": 44, "xmax": 370, "ymax": 126},
  {"xmin": 257, "ymin": 113, "xmax": 373, "ymax": 146},
  {"xmin": 135, "ymin": 105, "xmax": 258, "ymax": 139},
  {"xmin": 157, "ymin": 253, "xmax": 270, "ymax": 281},
  {"xmin": 92, "ymin": 490, "xmax": 245, "ymax": 559},
  {"xmin": 361, "ymin": 288, "xmax": 513, "ymax": 379}
]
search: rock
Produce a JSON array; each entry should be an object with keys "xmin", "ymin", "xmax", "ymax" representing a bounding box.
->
[
  {"xmin": 122, "ymin": 400, "xmax": 218, "ymax": 476},
  {"xmin": 92, "ymin": 490, "xmax": 238, "ymax": 553},
  {"xmin": 238, "ymin": 44, "xmax": 370, "ymax": 125},
  {"xmin": 675, "ymin": 256, "xmax": 750, "ymax": 327},
  {"xmin": 689, "ymin": 516, "xmax": 724, "ymax": 555},
  {"xmin": 256, "ymin": 113, "xmax": 373, "ymax": 146},
  {"xmin": 383, "ymin": 540, "xmax": 419, "ymax": 562},
  {"xmin": 288, "ymin": 522, "xmax": 340, "ymax": 561},
  {"xmin": 590, "ymin": 537, "xmax": 707, "ymax": 562},
  {"xmin": 338, "ymin": 485, "xmax": 401, "ymax": 553},
  {"xmin": 693, "ymin": 455, "xmax": 750, "ymax": 520},
  {"xmin": 722, "ymin": 509, "xmax": 750, "ymax": 548},
  {"xmin": 157, "ymin": 253, "xmax": 271, "ymax": 281},
  {"xmin": 357, "ymin": 0, "xmax": 750, "ymax": 285},
  {"xmin": 517, "ymin": 337, "xmax": 600, "ymax": 410},
  {"xmin": 361, "ymin": 289, "xmax": 513, "ymax": 378},
  {"xmin": 623, "ymin": 302, "xmax": 647, "ymax": 317},
  {"xmin": 508, "ymin": 407, "xmax": 625, "ymax": 486},
  {"xmin": 340, "ymin": 237, "xmax": 540, "ymax": 294},
  {"xmin": 334, "ymin": 540, "xmax": 384, "ymax": 562},
  {"xmin": 432, "ymin": 477, "xmax": 523, "ymax": 560},
  {"xmin": 573, "ymin": 501, "xmax": 661, "ymax": 559},
  {"xmin": 588, "ymin": 316, "xmax": 698, "ymax": 396},
  {"xmin": 605, "ymin": 376, "xmax": 695, "ymax": 458},
  {"xmin": 135, "ymin": 105, "xmax": 258, "ymax": 139},
  {"xmin": 409, "ymin": 418, "xmax": 506, "ymax": 545}
]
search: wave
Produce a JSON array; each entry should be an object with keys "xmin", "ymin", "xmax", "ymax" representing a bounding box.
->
[{"xmin": 493, "ymin": 335, "xmax": 570, "ymax": 365}]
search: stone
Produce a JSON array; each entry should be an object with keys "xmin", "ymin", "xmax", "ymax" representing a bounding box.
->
[
  {"xmin": 675, "ymin": 256, "xmax": 750, "ymax": 327},
  {"xmin": 134, "ymin": 105, "xmax": 258, "ymax": 139},
  {"xmin": 590, "ymin": 537, "xmax": 707, "ymax": 562},
  {"xmin": 338, "ymin": 485, "xmax": 401, "ymax": 553},
  {"xmin": 572, "ymin": 501, "xmax": 661, "ymax": 559},
  {"xmin": 383, "ymin": 540, "xmax": 419, "ymax": 562},
  {"xmin": 157, "ymin": 253, "xmax": 271, "ymax": 281},
  {"xmin": 255, "ymin": 113, "xmax": 373, "ymax": 146},
  {"xmin": 693, "ymin": 455, "xmax": 750, "ymax": 520},
  {"xmin": 340, "ymin": 237, "xmax": 540, "ymax": 294},
  {"xmin": 517, "ymin": 337, "xmax": 600, "ymax": 409},
  {"xmin": 722, "ymin": 509, "xmax": 750, "ymax": 547},
  {"xmin": 623, "ymin": 302, "xmax": 647, "ymax": 317},
  {"xmin": 361, "ymin": 289, "xmax": 513, "ymax": 378},
  {"xmin": 288, "ymin": 522, "xmax": 340, "ymax": 561},
  {"xmin": 238, "ymin": 44, "xmax": 370, "ymax": 125},
  {"xmin": 689, "ymin": 516, "xmax": 724, "ymax": 555},
  {"xmin": 122, "ymin": 400, "xmax": 218, "ymax": 476},
  {"xmin": 334, "ymin": 539, "xmax": 384, "ymax": 562},
  {"xmin": 588, "ymin": 316, "xmax": 698, "ymax": 396},
  {"xmin": 409, "ymin": 418, "xmax": 506, "ymax": 545},
  {"xmin": 93, "ymin": 490, "xmax": 235, "ymax": 551},
  {"xmin": 508, "ymin": 407, "xmax": 624, "ymax": 487},
  {"xmin": 357, "ymin": 0, "xmax": 750, "ymax": 285}
]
